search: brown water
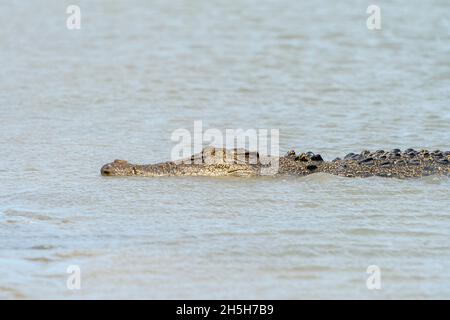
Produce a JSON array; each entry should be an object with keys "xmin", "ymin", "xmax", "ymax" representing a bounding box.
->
[{"xmin": 0, "ymin": 0, "xmax": 449, "ymax": 299}]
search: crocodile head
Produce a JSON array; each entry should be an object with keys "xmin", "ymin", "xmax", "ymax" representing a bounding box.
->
[
  {"xmin": 100, "ymin": 157, "xmax": 258, "ymax": 177},
  {"xmin": 101, "ymin": 160, "xmax": 136, "ymax": 176}
]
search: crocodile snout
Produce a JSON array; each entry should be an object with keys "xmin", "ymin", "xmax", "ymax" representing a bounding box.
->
[
  {"xmin": 101, "ymin": 160, "xmax": 131, "ymax": 176},
  {"xmin": 101, "ymin": 164, "xmax": 113, "ymax": 176}
]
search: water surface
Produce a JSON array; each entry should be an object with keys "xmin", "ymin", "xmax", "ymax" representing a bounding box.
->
[{"xmin": 0, "ymin": 0, "xmax": 449, "ymax": 299}]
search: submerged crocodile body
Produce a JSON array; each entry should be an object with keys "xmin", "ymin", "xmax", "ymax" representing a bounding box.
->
[{"xmin": 101, "ymin": 147, "xmax": 450, "ymax": 179}]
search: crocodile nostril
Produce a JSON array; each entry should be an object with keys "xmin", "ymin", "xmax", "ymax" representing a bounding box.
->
[{"xmin": 101, "ymin": 165, "xmax": 112, "ymax": 176}]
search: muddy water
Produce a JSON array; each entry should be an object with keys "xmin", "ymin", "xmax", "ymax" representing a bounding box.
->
[{"xmin": 0, "ymin": 0, "xmax": 449, "ymax": 299}]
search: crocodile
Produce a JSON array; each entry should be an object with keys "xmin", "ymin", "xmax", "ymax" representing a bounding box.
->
[{"xmin": 101, "ymin": 147, "xmax": 450, "ymax": 179}]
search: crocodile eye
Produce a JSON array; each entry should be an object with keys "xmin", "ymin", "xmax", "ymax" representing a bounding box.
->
[{"xmin": 306, "ymin": 164, "xmax": 318, "ymax": 171}]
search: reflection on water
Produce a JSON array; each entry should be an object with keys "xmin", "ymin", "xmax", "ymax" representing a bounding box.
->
[{"xmin": 0, "ymin": 0, "xmax": 449, "ymax": 299}]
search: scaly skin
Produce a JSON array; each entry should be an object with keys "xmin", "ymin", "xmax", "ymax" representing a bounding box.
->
[{"xmin": 101, "ymin": 147, "xmax": 450, "ymax": 179}]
